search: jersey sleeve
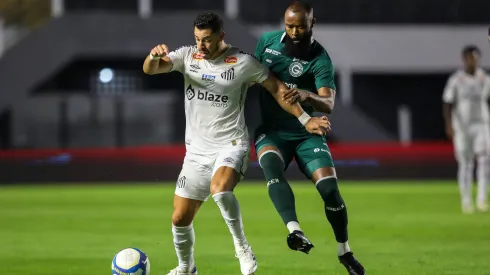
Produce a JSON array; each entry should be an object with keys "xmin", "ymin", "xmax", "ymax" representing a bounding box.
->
[
  {"xmin": 313, "ymin": 57, "xmax": 337, "ymax": 90},
  {"xmin": 254, "ymin": 34, "xmax": 267, "ymax": 63},
  {"xmin": 167, "ymin": 46, "xmax": 190, "ymax": 73},
  {"xmin": 243, "ymin": 54, "xmax": 269, "ymax": 84},
  {"xmin": 483, "ymin": 76, "xmax": 490, "ymax": 100},
  {"xmin": 442, "ymin": 75, "xmax": 457, "ymax": 103}
]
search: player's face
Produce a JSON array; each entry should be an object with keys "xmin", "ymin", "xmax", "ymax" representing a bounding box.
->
[
  {"xmin": 194, "ymin": 27, "xmax": 222, "ymax": 59},
  {"xmin": 284, "ymin": 10, "xmax": 312, "ymax": 43},
  {"xmin": 462, "ymin": 51, "xmax": 479, "ymax": 71}
]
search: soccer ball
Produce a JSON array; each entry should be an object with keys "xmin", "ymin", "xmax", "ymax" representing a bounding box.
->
[{"xmin": 111, "ymin": 248, "xmax": 151, "ymax": 275}]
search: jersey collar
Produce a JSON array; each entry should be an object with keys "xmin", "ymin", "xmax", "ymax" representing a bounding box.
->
[{"xmin": 280, "ymin": 31, "xmax": 315, "ymax": 44}]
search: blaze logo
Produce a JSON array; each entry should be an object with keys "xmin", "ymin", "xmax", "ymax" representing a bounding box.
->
[
  {"xmin": 186, "ymin": 84, "xmax": 229, "ymax": 108},
  {"xmin": 224, "ymin": 56, "xmax": 238, "ymax": 64}
]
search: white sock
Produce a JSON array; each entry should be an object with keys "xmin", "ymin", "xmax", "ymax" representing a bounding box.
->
[
  {"xmin": 458, "ymin": 159, "xmax": 474, "ymax": 206},
  {"xmin": 338, "ymin": 241, "xmax": 351, "ymax": 256},
  {"xmin": 477, "ymin": 156, "xmax": 489, "ymax": 205},
  {"xmin": 286, "ymin": 221, "xmax": 302, "ymax": 233},
  {"xmin": 172, "ymin": 223, "xmax": 195, "ymax": 271},
  {"xmin": 213, "ymin": 191, "xmax": 249, "ymax": 250}
]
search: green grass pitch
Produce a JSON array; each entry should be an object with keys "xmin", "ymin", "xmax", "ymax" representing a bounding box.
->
[{"xmin": 1, "ymin": 181, "xmax": 489, "ymax": 275}]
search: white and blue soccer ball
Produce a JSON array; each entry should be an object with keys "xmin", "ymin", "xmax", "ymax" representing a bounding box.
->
[{"xmin": 111, "ymin": 248, "xmax": 151, "ymax": 275}]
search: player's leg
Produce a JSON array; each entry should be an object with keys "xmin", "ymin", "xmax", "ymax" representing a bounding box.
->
[
  {"xmin": 254, "ymin": 129, "xmax": 314, "ymax": 253},
  {"xmin": 210, "ymin": 146, "xmax": 256, "ymax": 275},
  {"xmin": 295, "ymin": 136, "xmax": 365, "ymax": 275},
  {"xmin": 167, "ymin": 157, "xmax": 212, "ymax": 275},
  {"xmin": 454, "ymin": 131, "xmax": 475, "ymax": 213},
  {"xmin": 475, "ymin": 127, "xmax": 489, "ymax": 212}
]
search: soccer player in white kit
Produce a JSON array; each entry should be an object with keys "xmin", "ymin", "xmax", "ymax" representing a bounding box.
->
[
  {"xmin": 142, "ymin": 12, "xmax": 331, "ymax": 275},
  {"xmin": 443, "ymin": 45, "xmax": 490, "ymax": 214}
]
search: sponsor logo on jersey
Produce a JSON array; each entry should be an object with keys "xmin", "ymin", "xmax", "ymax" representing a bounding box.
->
[
  {"xmin": 190, "ymin": 64, "xmax": 200, "ymax": 73},
  {"xmin": 221, "ymin": 68, "xmax": 235, "ymax": 81},
  {"xmin": 185, "ymin": 84, "xmax": 229, "ymax": 108},
  {"xmin": 289, "ymin": 61, "xmax": 304, "ymax": 77},
  {"xmin": 223, "ymin": 157, "xmax": 234, "ymax": 164},
  {"xmin": 265, "ymin": 48, "xmax": 281, "ymax": 56},
  {"xmin": 202, "ymin": 74, "xmax": 216, "ymax": 82},
  {"xmin": 192, "ymin": 53, "xmax": 204, "ymax": 60},
  {"xmin": 224, "ymin": 56, "xmax": 238, "ymax": 64},
  {"xmin": 284, "ymin": 82, "xmax": 297, "ymax": 88}
]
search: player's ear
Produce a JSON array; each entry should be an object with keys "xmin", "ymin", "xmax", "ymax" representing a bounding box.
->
[
  {"xmin": 312, "ymin": 17, "xmax": 316, "ymax": 28},
  {"xmin": 219, "ymin": 31, "xmax": 225, "ymax": 41}
]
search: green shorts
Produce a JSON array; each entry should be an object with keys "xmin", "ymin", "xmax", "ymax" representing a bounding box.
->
[{"xmin": 254, "ymin": 125, "xmax": 335, "ymax": 179}]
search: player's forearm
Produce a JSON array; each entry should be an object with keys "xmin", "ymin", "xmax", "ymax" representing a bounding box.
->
[
  {"xmin": 304, "ymin": 92, "xmax": 334, "ymax": 114},
  {"xmin": 273, "ymin": 92, "xmax": 307, "ymax": 118},
  {"xmin": 443, "ymin": 103, "xmax": 453, "ymax": 127},
  {"xmin": 142, "ymin": 56, "xmax": 171, "ymax": 75}
]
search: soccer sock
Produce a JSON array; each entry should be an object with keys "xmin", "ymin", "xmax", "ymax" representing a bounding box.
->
[
  {"xmin": 172, "ymin": 223, "xmax": 195, "ymax": 271},
  {"xmin": 316, "ymin": 176, "xmax": 349, "ymax": 254},
  {"xmin": 458, "ymin": 159, "xmax": 474, "ymax": 206},
  {"xmin": 477, "ymin": 156, "xmax": 489, "ymax": 205},
  {"xmin": 259, "ymin": 151, "xmax": 300, "ymax": 233},
  {"xmin": 213, "ymin": 191, "xmax": 249, "ymax": 250}
]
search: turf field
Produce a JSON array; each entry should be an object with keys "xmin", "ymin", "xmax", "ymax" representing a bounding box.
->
[{"xmin": 1, "ymin": 181, "xmax": 489, "ymax": 275}]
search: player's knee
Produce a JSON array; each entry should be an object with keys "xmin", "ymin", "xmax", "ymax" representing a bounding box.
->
[
  {"xmin": 210, "ymin": 177, "xmax": 236, "ymax": 194},
  {"xmin": 172, "ymin": 210, "xmax": 194, "ymax": 227},
  {"xmin": 258, "ymin": 151, "xmax": 285, "ymax": 178},
  {"xmin": 315, "ymin": 177, "xmax": 340, "ymax": 202}
]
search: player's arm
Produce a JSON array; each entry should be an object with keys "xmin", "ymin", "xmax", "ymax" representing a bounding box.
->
[
  {"xmin": 282, "ymin": 58, "xmax": 336, "ymax": 114},
  {"xmin": 283, "ymin": 87, "xmax": 335, "ymax": 114},
  {"xmin": 143, "ymin": 44, "xmax": 185, "ymax": 75},
  {"xmin": 259, "ymin": 73, "xmax": 331, "ymax": 135},
  {"xmin": 442, "ymin": 76, "xmax": 457, "ymax": 139}
]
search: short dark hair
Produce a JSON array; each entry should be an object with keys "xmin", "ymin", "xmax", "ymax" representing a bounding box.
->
[
  {"xmin": 462, "ymin": 45, "xmax": 481, "ymax": 56},
  {"xmin": 288, "ymin": 0, "xmax": 313, "ymax": 14},
  {"xmin": 193, "ymin": 12, "xmax": 223, "ymax": 34}
]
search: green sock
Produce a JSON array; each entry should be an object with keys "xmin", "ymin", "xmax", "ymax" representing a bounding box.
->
[
  {"xmin": 316, "ymin": 177, "xmax": 348, "ymax": 243},
  {"xmin": 259, "ymin": 151, "xmax": 298, "ymax": 226}
]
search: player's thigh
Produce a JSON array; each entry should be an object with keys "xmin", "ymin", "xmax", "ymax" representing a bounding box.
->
[
  {"xmin": 175, "ymin": 155, "xmax": 213, "ymax": 203},
  {"xmin": 210, "ymin": 146, "xmax": 250, "ymax": 194},
  {"xmin": 454, "ymin": 132, "xmax": 475, "ymax": 162},
  {"xmin": 294, "ymin": 135, "xmax": 335, "ymax": 181},
  {"xmin": 254, "ymin": 126, "xmax": 294, "ymax": 170}
]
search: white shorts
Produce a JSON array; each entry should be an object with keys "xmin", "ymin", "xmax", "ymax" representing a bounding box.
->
[
  {"xmin": 174, "ymin": 145, "xmax": 250, "ymax": 201},
  {"xmin": 454, "ymin": 124, "xmax": 490, "ymax": 161}
]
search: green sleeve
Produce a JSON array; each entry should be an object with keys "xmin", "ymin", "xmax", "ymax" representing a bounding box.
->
[
  {"xmin": 313, "ymin": 58, "xmax": 336, "ymax": 90},
  {"xmin": 255, "ymin": 35, "xmax": 267, "ymax": 63}
]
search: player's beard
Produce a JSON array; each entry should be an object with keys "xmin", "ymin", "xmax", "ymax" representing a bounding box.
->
[{"xmin": 283, "ymin": 30, "xmax": 313, "ymax": 60}]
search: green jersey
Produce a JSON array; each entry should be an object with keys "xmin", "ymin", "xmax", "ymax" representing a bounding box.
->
[{"xmin": 255, "ymin": 30, "xmax": 336, "ymax": 138}]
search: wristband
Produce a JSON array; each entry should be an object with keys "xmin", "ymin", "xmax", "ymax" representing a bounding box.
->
[
  {"xmin": 149, "ymin": 53, "xmax": 162, "ymax": 60},
  {"xmin": 298, "ymin": 112, "xmax": 311, "ymax": 126}
]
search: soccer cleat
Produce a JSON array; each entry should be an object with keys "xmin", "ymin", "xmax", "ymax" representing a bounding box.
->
[
  {"xmin": 235, "ymin": 245, "xmax": 258, "ymax": 275},
  {"xmin": 477, "ymin": 202, "xmax": 489, "ymax": 212},
  {"xmin": 339, "ymin": 252, "xmax": 365, "ymax": 275},
  {"xmin": 166, "ymin": 266, "xmax": 197, "ymax": 275},
  {"xmin": 286, "ymin": 230, "xmax": 314, "ymax": 254}
]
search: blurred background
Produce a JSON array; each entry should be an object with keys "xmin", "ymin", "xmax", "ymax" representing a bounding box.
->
[{"xmin": 0, "ymin": 0, "xmax": 489, "ymax": 182}]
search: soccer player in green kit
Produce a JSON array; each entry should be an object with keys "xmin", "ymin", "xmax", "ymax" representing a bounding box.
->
[{"xmin": 253, "ymin": 2, "xmax": 365, "ymax": 274}]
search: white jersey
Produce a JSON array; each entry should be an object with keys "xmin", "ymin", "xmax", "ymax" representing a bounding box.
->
[
  {"xmin": 168, "ymin": 45, "xmax": 269, "ymax": 154},
  {"xmin": 443, "ymin": 68, "xmax": 490, "ymax": 132}
]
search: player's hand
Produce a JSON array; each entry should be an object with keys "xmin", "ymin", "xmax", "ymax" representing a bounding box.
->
[
  {"xmin": 150, "ymin": 44, "xmax": 169, "ymax": 58},
  {"xmin": 305, "ymin": 116, "xmax": 331, "ymax": 136},
  {"xmin": 282, "ymin": 88, "xmax": 309, "ymax": 104},
  {"xmin": 445, "ymin": 124, "xmax": 454, "ymax": 140}
]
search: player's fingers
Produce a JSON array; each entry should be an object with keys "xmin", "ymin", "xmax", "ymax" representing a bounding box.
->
[
  {"xmin": 281, "ymin": 89, "xmax": 295, "ymax": 100},
  {"xmin": 288, "ymin": 94, "xmax": 300, "ymax": 104},
  {"xmin": 161, "ymin": 45, "xmax": 169, "ymax": 55},
  {"xmin": 157, "ymin": 45, "xmax": 167, "ymax": 56}
]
